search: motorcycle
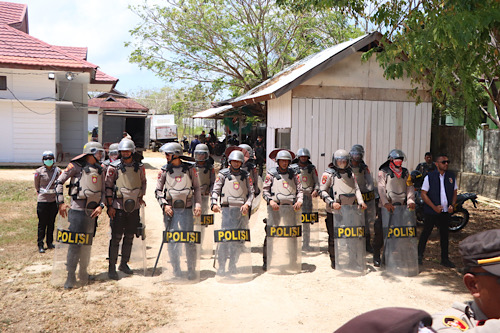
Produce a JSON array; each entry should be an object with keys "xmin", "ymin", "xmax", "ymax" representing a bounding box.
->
[{"xmin": 412, "ymin": 170, "xmax": 478, "ymax": 232}]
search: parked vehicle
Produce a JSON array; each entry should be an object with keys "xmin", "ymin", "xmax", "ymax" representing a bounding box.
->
[
  {"xmin": 149, "ymin": 114, "xmax": 178, "ymax": 151},
  {"xmin": 411, "ymin": 170, "xmax": 478, "ymax": 232}
]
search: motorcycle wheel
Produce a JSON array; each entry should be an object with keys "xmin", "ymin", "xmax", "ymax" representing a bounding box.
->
[{"xmin": 449, "ymin": 208, "xmax": 469, "ymax": 232}]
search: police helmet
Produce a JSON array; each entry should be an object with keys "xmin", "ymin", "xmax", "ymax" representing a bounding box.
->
[
  {"xmin": 83, "ymin": 141, "xmax": 104, "ymax": 155},
  {"xmin": 238, "ymin": 144, "xmax": 254, "ymax": 158},
  {"xmin": 276, "ymin": 150, "xmax": 292, "ymax": 161},
  {"xmin": 228, "ymin": 150, "xmax": 245, "ymax": 164},
  {"xmin": 159, "ymin": 142, "xmax": 183, "ymax": 156},
  {"xmin": 388, "ymin": 149, "xmax": 406, "ymax": 161},
  {"xmin": 194, "ymin": 144, "xmax": 209, "ymax": 161},
  {"xmin": 333, "ymin": 149, "xmax": 350, "ymax": 169},
  {"xmin": 296, "ymin": 148, "xmax": 311, "ymax": 159},
  {"xmin": 108, "ymin": 143, "xmax": 119, "ymax": 155},
  {"xmin": 410, "ymin": 170, "xmax": 424, "ymax": 189},
  {"xmin": 42, "ymin": 150, "xmax": 54, "ymax": 159},
  {"xmin": 118, "ymin": 139, "xmax": 136, "ymax": 153},
  {"xmin": 350, "ymin": 144, "xmax": 365, "ymax": 161}
]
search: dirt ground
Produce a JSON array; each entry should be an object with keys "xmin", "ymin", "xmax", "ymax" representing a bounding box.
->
[{"xmin": 1, "ymin": 154, "xmax": 499, "ymax": 332}]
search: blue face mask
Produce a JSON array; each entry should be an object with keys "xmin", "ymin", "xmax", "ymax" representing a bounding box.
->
[{"xmin": 44, "ymin": 159, "xmax": 54, "ymax": 167}]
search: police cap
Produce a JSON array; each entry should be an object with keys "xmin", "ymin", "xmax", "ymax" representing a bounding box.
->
[
  {"xmin": 459, "ymin": 229, "xmax": 500, "ymax": 275},
  {"xmin": 334, "ymin": 307, "xmax": 435, "ymax": 333}
]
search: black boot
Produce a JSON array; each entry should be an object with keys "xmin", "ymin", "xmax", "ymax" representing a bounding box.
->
[
  {"xmin": 64, "ymin": 271, "xmax": 77, "ymax": 289},
  {"xmin": 119, "ymin": 262, "xmax": 133, "ymax": 275},
  {"xmin": 108, "ymin": 264, "xmax": 119, "ymax": 280},
  {"xmin": 373, "ymin": 251, "xmax": 381, "ymax": 267}
]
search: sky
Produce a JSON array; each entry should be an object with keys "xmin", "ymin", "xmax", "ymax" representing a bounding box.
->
[{"xmin": 8, "ymin": 0, "xmax": 166, "ymax": 94}]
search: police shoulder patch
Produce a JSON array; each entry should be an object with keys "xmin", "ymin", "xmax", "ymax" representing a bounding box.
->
[
  {"xmin": 34, "ymin": 172, "xmax": 39, "ymax": 178},
  {"xmin": 321, "ymin": 175, "xmax": 328, "ymax": 184},
  {"xmin": 442, "ymin": 316, "xmax": 469, "ymax": 331},
  {"xmin": 157, "ymin": 171, "xmax": 162, "ymax": 179},
  {"xmin": 265, "ymin": 175, "xmax": 271, "ymax": 183},
  {"xmin": 66, "ymin": 163, "xmax": 74, "ymax": 171}
]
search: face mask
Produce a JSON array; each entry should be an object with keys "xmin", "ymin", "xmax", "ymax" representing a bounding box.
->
[
  {"xmin": 392, "ymin": 159, "xmax": 403, "ymax": 167},
  {"xmin": 44, "ymin": 159, "xmax": 54, "ymax": 167}
]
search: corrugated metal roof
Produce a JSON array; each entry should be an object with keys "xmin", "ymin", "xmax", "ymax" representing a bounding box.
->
[
  {"xmin": 88, "ymin": 96, "xmax": 148, "ymax": 112},
  {"xmin": 192, "ymin": 105, "xmax": 233, "ymax": 118},
  {"xmin": 230, "ymin": 32, "xmax": 382, "ymax": 107}
]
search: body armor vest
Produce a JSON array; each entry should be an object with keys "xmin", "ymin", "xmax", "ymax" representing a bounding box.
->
[
  {"xmin": 163, "ymin": 164, "xmax": 193, "ymax": 205},
  {"xmin": 351, "ymin": 163, "xmax": 370, "ymax": 193},
  {"xmin": 69, "ymin": 163, "xmax": 102, "ymax": 209},
  {"xmin": 382, "ymin": 166, "xmax": 409, "ymax": 204},
  {"xmin": 269, "ymin": 168, "xmax": 297, "ymax": 205},
  {"xmin": 195, "ymin": 164, "xmax": 212, "ymax": 195},
  {"xmin": 331, "ymin": 169, "xmax": 357, "ymax": 205},
  {"xmin": 292, "ymin": 163, "xmax": 315, "ymax": 195},
  {"xmin": 114, "ymin": 161, "xmax": 142, "ymax": 212},
  {"xmin": 219, "ymin": 169, "xmax": 248, "ymax": 207}
]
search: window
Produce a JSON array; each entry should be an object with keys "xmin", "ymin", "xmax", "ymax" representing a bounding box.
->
[
  {"xmin": 0, "ymin": 76, "xmax": 6, "ymax": 90},
  {"xmin": 275, "ymin": 128, "xmax": 291, "ymax": 150}
]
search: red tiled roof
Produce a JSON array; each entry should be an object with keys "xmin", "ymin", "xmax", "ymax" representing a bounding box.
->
[
  {"xmin": 0, "ymin": 23, "xmax": 98, "ymax": 72},
  {"xmin": 94, "ymin": 69, "xmax": 118, "ymax": 83},
  {"xmin": 55, "ymin": 45, "xmax": 87, "ymax": 60},
  {"xmin": 88, "ymin": 97, "xmax": 148, "ymax": 112},
  {"xmin": 0, "ymin": 2, "xmax": 26, "ymax": 26}
]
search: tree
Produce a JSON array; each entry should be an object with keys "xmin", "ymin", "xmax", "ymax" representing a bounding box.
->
[
  {"xmin": 126, "ymin": 0, "xmax": 362, "ymax": 96},
  {"xmin": 278, "ymin": 0, "xmax": 500, "ymax": 135}
]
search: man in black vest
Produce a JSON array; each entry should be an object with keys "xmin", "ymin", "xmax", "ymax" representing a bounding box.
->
[{"xmin": 417, "ymin": 153, "xmax": 457, "ymax": 268}]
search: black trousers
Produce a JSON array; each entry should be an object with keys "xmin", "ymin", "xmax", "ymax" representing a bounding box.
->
[
  {"xmin": 418, "ymin": 213, "xmax": 450, "ymax": 261},
  {"xmin": 325, "ymin": 213, "xmax": 335, "ymax": 263},
  {"xmin": 109, "ymin": 209, "xmax": 140, "ymax": 266},
  {"xmin": 37, "ymin": 202, "xmax": 58, "ymax": 247}
]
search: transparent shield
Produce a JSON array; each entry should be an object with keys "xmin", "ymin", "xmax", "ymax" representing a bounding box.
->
[
  {"xmin": 333, "ymin": 205, "xmax": 366, "ymax": 275},
  {"xmin": 382, "ymin": 206, "xmax": 419, "ymax": 276},
  {"xmin": 52, "ymin": 209, "xmax": 95, "ymax": 288},
  {"xmin": 161, "ymin": 208, "xmax": 201, "ymax": 283},
  {"xmin": 301, "ymin": 195, "xmax": 320, "ymax": 255},
  {"xmin": 129, "ymin": 205, "xmax": 147, "ymax": 275},
  {"xmin": 214, "ymin": 207, "xmax": 252, "ymax": 283},
  {"xmin": 266, "ymin": 205, "xmax": 302, "ymax": 274},
  {"xmin": 200, "ymin": 196, "xmax": 215, "ymax": 259},
  {"xmin": 251, "ymin": 176, "xmax": 263, "ymax": 215}
]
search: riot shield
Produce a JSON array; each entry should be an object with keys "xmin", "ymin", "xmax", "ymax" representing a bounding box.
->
[
  {"xmin": 301, "ymin": 195, "xmax": 320, "ymax": 255},
  {"xmin": 364, "ymin": 197, "xmax": 377, "ymax": 250},
  {"xmin": 52, "ymin": 209, "xmax": 95, "ymax": 289},
  {"xmin": 161, "ymin": 208, "xmax": 201, "ymax": 283},
  {"xmin": 382, "ymin": 206, "xmax": 419, "ymax": 276},
  {"xmin": 129, "ymin": 205, "xmax": 147, "ymax": 275},
  {"xmin": 200, "ymin": 196, "xmax": 215, "ymax": 259},
  {"xmin": 214, "ymin": 207, "xmax": 252, "ymax": 283},
  {"xmin": 333, "ymin": 205, "xmax": 366, "ymax": 275},
  {"xmin": 266, "ymin": 205, "xmax": 301, "ymax": 274},
  {"xmin": 251, "ymin": 176, "xmax": 263, "ymax": 215}
]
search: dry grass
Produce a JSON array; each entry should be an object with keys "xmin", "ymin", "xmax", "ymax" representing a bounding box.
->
[{"xmin": 0, "ymin": 180, "xmax": 173, "ymax": 333}]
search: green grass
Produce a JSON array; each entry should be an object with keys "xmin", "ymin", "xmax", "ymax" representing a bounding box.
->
[{"xmin": 0, "ymin": 180, "xmax": 38, "ymax": 246}]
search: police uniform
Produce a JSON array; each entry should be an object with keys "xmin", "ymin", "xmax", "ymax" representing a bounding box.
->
[
  {"xmin": 262, "ymin": 165, "xmax": 303, "ymax": 267},
  {"xmin": 55, "ymin": 157, "xmax": 106, "ymax": 284},
  {"xmin": 351, "ymin": 161, "xmax": 375, "ymax": 250},
  {"xmin": 416, "ymin": 161, "xmax": 436, "ymax": 178},
  {"xmin": 319, "ymin": 163, "xmax": 364, "ymax": 266},
  {"xmin": 373, "ymin": 161, "xmax": 415, "ymax": 264},
  {"xmin": 211, "ymin": 167, "xmax": 254, "ymax": 273},
  {"xmin": 105, "ymin": 158, "xmax": 147, "ymax": 274},
  {"xmin": 242, "ymin": 159, "xmax": 261, "ymax": 197},
  {"xmin": 431, "ymin": 229, "xmax": 500, "ymax": 332},
  {"xmin": 35, "ymin": 165, "xmax": 61, "ymax": 250},
  {"xmin": 195, "ymin": 159, "xmax": 215, "ymax": 197},
  {"xmin": 291, "ymin": 160, "xmax": 319, "ymax": 249},
  {"xmin": 155, "ymin": 160, "xmax": 201, "ymax": 276}
]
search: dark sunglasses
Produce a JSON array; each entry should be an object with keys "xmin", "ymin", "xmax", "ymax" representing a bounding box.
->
[
  {"xmin": 43, "ymin": 157, "xmax": 54, "ymax": 160},
  {"xmin": 440, "ymin": 160, "xmax": 450, "ymax": 164},
  {"xmin": 468, "ymin": 271, "xmax": 500, "ymax": 284}
]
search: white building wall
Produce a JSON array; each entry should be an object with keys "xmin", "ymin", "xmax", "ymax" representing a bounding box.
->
[
  {"xmin": 290, "ymin": 98, "xmax": 432, "ymax": 175},
  {"xmin": 0, "ymin": 101, "xmax": 14, "ymax": 162},
  {"xmin": 58, "ymin": 82, "xmax": 88, "ymax": 154},
  {"xmin": 266, "ymin": 90, "xmax": 292, "ymax": 168},
  {"xmin": 0, "ymin": 69, "xmax": 56, "ymax": 100}
]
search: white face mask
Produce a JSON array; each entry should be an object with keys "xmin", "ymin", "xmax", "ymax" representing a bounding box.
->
[{"xmin": 43, "ymin": 159, "xmax": 54, "ymax": 167}]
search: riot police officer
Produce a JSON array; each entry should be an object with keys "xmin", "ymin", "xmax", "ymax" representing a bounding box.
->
[
  {"xmin": 211, "ymin": 150, "xmax": 254, "ymax": 276},
  {"xmin": 373, "ymin": 149, "xmax": 415, "ymax": 267},
  {"xmin": 35, "ymin": 151, "xmax": 61, "ymax": 253},
  {"xmin": 55, "ymin": 142, "xmax": 106, "ymax": 289},
  {"xmin": 194, "ymin": 144, "xmax": 215, "ymax": 196},
  {"xmin": 102, "ymin": 143, "xmax": 119, "ymax": 172},
  {"xmin": 349, "ymin": 144, "xmax": 376, "ymax": 252},
  {"xmin": 290, "ymin": 148, "xmax": 320, "ymax": 251},
  {"xmin": 239, "ymin": 143, "xmax": 261, "ymax": 199},
  {"xmin": 262, "ymin": 149, "xmax": 303, "ymax": 271},
  {"xmin": 320, "ymin": 149, "xmax": 366, "ymax": 269},
  {"xmin": 105, "ymin": 139, "xmax": 147, "ymax": 280},
  {"xmin": 155, "ymin": 142, "xmax": 201, "ymax": 279}
]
